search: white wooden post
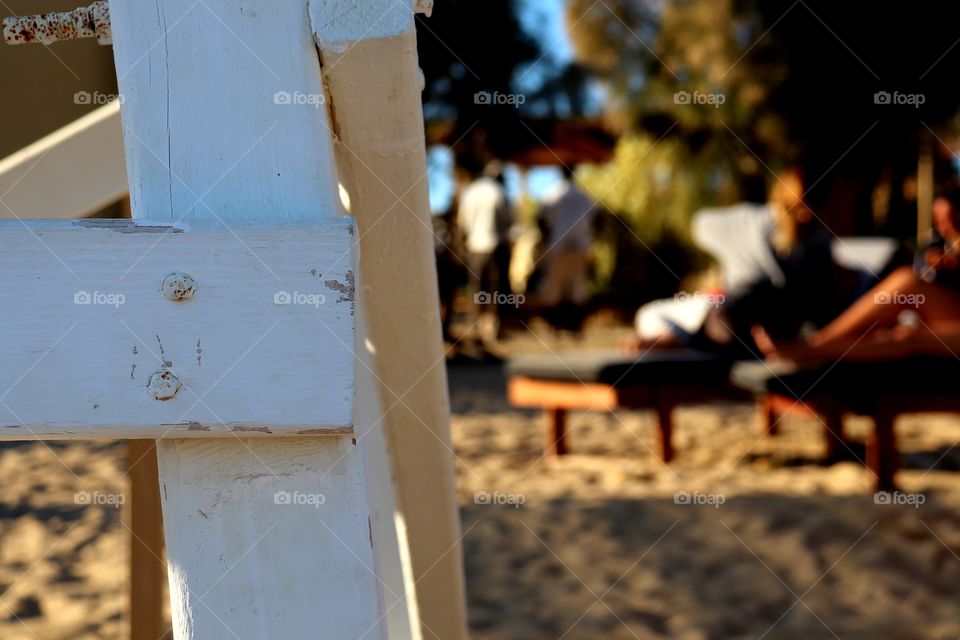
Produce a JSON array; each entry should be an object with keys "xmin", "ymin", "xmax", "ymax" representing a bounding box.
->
[
  {"xmin": 312, "ymin": 3, "xmax": 469, "ymax": 638},
  {"xmin": 106, "ymin": 0, "xmax": 387, "ymax": 636}
]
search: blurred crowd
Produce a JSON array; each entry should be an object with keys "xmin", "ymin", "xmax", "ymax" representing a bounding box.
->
[
  {"xmin": 434, "ymin": 162, "xmax": 599, "ymax": 345},
  {"xmin": 435, "ymin": 158, "xmax": 960, "ymax": 365}
]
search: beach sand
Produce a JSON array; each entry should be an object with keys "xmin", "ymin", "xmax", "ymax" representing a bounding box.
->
[
  {"xmin": 0, "ymin": 322, "xmax": 958, "ymax": 638},
  {"xmin": 453, "ymin": 322, "xmax": 960, "ymax": 639}
]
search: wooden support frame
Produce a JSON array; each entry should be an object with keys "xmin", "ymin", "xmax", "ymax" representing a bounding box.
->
[
  {"xmin": 0, "ymin": 118, "xmax": 165, "ymax": 638},
  {"xmin": 1, "ymin": 0, "xmax": 465, "ymax": 635},
  {"xmin": 508, "ymin": 373, "xmax": 931, "ymax": 493},
  {"xmin": 113, "ymin": 0, "xmax": 426, "ymax": 636},
  {"xmin": 546, "ymin": 408, "xmax": 569, "ymax": 456},
  {"xmin": 0, "ymin": 215, "xmax": 382, "ymax": 637},
  {"xmin": 869, "ymin": 405, "xmax": 897, "ymax": 492},
  {"xmin": 655, "ymin": 400, "xmax": 674, "ymax": 463},
  {"xmin": 126, "ymin": 439, "xmax": 165, "ymax": 640},
  {"xmin": 0, "ymin": 102, "xmax": 126, "ymax": 220},
  {"xmin": 758, "ymin": 397, "xmax": 779, "ymax": 436},
  {"xmin": 762, "ymin": 395, "xmax": 847, "ymax": 461},
  {"xmin": 820, "ymin": 401, "xmax": 847, "ymax": 464}
]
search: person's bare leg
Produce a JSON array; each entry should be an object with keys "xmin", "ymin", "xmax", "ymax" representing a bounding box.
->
[
  {"xmin": 809, "ymin": 267, "xmax": 915, "ymax": 347},
  {"xmin": 811, "ymin": 266, "xmax": 960, "ymax": 349},
  {"xmin": 754, "ymin": 319, "xmax": 960, "ymax": 362},
  {"xmin": 751, "ymin": 324, "xmax": 884, "ymax": 362}
]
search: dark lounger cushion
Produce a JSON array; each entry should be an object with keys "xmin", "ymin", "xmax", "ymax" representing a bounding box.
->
[
  {"xmin": 506, "ymin": 349, "xmax": 742, "ymax": 386},
  {"xmin": 731, "ymin": 357, "xmax": 960, "ymax": 400}
]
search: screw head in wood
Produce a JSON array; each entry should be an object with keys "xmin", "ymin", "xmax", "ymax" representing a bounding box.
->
[
  {"xmin": 161, "ymin": 272, "xmax": 197, "ymax": 301},
  {"xmin": 147, "ymin": 370, "xmax": 181, "ymax": 400}
]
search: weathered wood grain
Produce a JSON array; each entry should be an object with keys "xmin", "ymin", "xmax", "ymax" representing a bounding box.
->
[
  {"xmin": 109, "ymin": 0, "xmax": 340, "ymax": 223},
  {"xmin": 159, "ymin": 436, "xmax": 384, "ymax": 639},
  {"xmin": 106, "ymin": 0, "xmax": 398, "ymax": 636},
  {"xmin": 0, "ymin": 219, "xmax": 356, "ymax": 439},
  {"xmin": 316, "ymin": 10, "xmax": 469, "ymax": 638}
]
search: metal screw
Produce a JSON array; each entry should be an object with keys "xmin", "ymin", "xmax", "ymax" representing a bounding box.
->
[
  {"xmin": 147, "ymin": 370, "xmax": 181, "ymax": 401},
  {"xmin": 161, "ymin": 272, "xmax": 197, "ymax": 301}
]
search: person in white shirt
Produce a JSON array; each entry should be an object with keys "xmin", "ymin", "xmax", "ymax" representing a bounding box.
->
[
  {"xmin": 539, "ymin": 165, "xmax": 596, "ymax": 307},
  {"xmin": 457, "ymin": 163, "xmax": 513, "ymax": 331}
]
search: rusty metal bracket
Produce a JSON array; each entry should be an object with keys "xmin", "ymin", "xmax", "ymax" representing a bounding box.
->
[{"xmin": 3, "ymin": 0, "xmax": 111, "ymax": 46}]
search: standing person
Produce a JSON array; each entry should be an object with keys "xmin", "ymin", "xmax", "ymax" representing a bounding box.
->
[
  {"xmin": 538, "ymin": 165, "xmax": 597, "ymax": 324},
  {"xmin": 433, "ymin": 203, "xmax": 466, "ymax": 343},
  {"xmin": 458, "ymin": 162, "xmax": 513, "ymax": 339}
]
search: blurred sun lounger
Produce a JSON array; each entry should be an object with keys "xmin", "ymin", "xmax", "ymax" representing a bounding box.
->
[{"xmin": 505, "ymin": 205, "xmax": 911, "ymax": 491}]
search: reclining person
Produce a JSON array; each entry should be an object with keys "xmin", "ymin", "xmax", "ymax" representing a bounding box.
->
[
  {"xmin": 624, "ymin": 169, "xmax": 868, "ymax": 356},
  {"xmin": 755, "ymin": 190, "xmax": 960, "ymax": 362}
]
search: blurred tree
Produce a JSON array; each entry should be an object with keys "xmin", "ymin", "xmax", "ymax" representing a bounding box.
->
[
  {"xmin": 567, "ymin": 0, "xmax": 777, "ymax": 294},
  {"xmin": 568, "ymin": 0, "xmax": 960, "ymax": 239},
  {"xmin": 417, "ymin": 0, "xmax": 595, "ymax": 170}
]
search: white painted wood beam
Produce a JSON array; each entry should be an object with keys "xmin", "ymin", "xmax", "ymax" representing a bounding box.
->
[
  {"xmin": 0, "ymin": 219, "xmax": 356, "ymax": 440},
  {"xmin": 107, "ymin": 1, "xmax": 386, "ymax": 637}
]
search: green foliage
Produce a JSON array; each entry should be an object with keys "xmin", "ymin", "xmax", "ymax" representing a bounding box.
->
[
  {"xmin": 579, "ymin": 134, "xmax": 741, "ymax": 243},
  {"xmin": 567, "ymin": 0, "xmax": 960, "ymax": 238},
  {"xmin": 417, "ymin": 0, "xmax": 595, "ymax": 167},
  {"xmin": 566, "ymin": 0, "xmax": 780, "ymax": 300},
  {"xmin": 576, "ymin": 134, "xmax": 733, "ymax": 304}
]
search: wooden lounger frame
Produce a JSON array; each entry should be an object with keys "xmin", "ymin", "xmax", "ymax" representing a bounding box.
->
[
  {"xmin": 763, "ymin": 393, "xmax": 960, "ymax": 492},
  {"xmin": 509, "ymin": 373, "xmax": 955, "ymax": 493},
  {"xmin": 508, "ymin": 376, "xmax": 751, "ymax": 461}
]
